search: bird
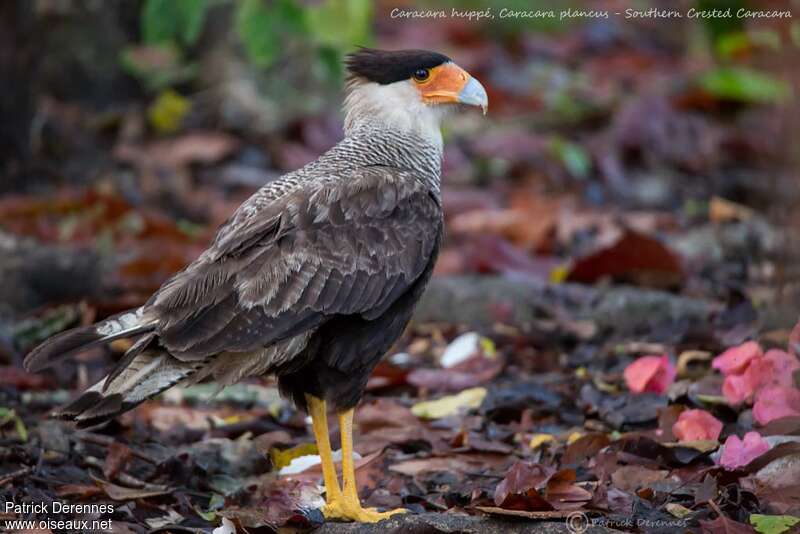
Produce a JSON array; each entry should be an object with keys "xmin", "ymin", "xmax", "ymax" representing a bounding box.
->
[{"xmin": 24, "ymin": 48, "xmax": 488, "ymax": 523}]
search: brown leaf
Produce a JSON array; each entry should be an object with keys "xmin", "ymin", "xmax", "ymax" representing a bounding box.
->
[
  {"xmin": 695, "ymin": 474, "xmax": 718, "ymax": 506},
  {"xmin": 114, "ymin": 131, "xmax": 238, "ymax": 170},
  {"xmin": 356, "ymin": 398, "xmax": 419, "ymax": 432},
  {"xmin": 407, "ymin": 355, "xmax": 504, "ymax": 393},
  {"xmin": 544, "ymin": 469, "xmax": 593, "ymax": 510},
  {"xmin": 254, "ymin": 430, "xmax": 293, "ymax": 457},
  {"xmin": 700, "ymin": 515, "xmax": 756, "ymax": 534},
  {"xmin": 390, "ymin": 453, "xmax": 512, "ymax": 478},
  {"xmin": 657, "ymin": 405, "xmax": 685, "ymax": 443},
  {"xmin": 99, "ymin": 481, "xmax": 170, "ymax": 501},
  {"xmin": 465, "ymin": 235, "xmax": 558, "ymax": 279},
  {"xmin": 55, "ymin": 484, "xmax": 104, "ymax": 499},
  {"xmin": 103, "ymin": 442, "xmax": 132, "ymax": 480},
  {"xmin": 450, "ymin": 192, "xmax": 561, "ymax": 253},
  {"xmin": 610, "ymin": 465, "xmax": 669, "ymax": 493},
  {"xmin": 494, "ymin": 461, "xmax": 555, "ymax": 510},
  {"xmin": 562, "ymin": 433, "xmax": 611, "ymax": 466},
  {"xmin": 225, "ymin": 478, "xmax": 323, "ymax": 528}
]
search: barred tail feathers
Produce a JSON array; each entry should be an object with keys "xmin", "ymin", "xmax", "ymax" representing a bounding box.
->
[
  {"xmin": 24, "ymin": 308, "xmax": 153, "ymax": 372},
  {"xmin": 55, "ymin": 349, "xmax": 202, "ymax": 428}
]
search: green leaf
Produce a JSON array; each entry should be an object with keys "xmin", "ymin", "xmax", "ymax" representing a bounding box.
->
[
  {"xmin": 716, "ymin": 30, "xmax": 781, "ymax": 58},
  {"xmin": 180, "ymin": 0, "xmax": 211, "ymax": 45},
  {"xmin": 236, "ymin": 0, "xmax": 281, "ymax": 68},
  {"xmin": 750, "ymin": 514, "xmax": 800, "ymax": 534},
  {"xmin": 306, "ymin": 0, "xmax": 373, "ymax": 49},
  {"xmin": 316, "ymin": 45, "xmax": 344, "ymax": 83},
  {"xmin": 699, "ymin": 67, "xmax": 791, "ymax": 104},
  {"xmin": 550, "ymin": 137, "xmax": 591, "ymax": 179},
  {"xmin": 141, "ymin": 0, "xmax": 210, "ymax": 46}
]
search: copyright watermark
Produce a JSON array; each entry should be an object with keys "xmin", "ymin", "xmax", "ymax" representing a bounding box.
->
[
  {"xmin": 3, "ymin": 501, "xmax": 115, "ymax": 531},
  {"xmin": 566, "ymin": 511, "xmax": 590, "ymax": 533},
  {"xmin": 566, "ymin": 511, "xmax": 688, "ymax": 533}
]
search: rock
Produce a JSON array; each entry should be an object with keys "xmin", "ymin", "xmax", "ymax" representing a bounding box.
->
[
  {"xmin": 415, "ymin": 276, "xmax": 714, "ymax": 336},
  {"xmin": 0, "ymin": 231, "xmax": 102, "ymax": 317},
  {"xmin": 314, "ymin": 511, "xmax": 622, "ymax": 533}
]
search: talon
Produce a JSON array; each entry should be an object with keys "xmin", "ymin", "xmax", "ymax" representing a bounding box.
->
[{"xmin": 323, "ymin": 502, "xmax": 406, "ymax": 523}]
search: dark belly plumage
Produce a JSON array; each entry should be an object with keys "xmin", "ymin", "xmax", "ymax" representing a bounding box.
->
[{"xmin": 277, "ymin": 231, "xmax": 441, "ymax": 411}]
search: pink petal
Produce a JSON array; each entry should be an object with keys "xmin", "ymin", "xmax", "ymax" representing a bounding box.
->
[
  {"xmin": 719, "ymin": 431, "xmax": 771, "ymax": 470},
  {"xmin": 753, "ymin": 386, "xmax": 800, "ymax": 425},
  {"xmin": 624, "ymin": 355, "xmax": 676, "ymax": 394},
  {"xmin": 672, "ymin": 409, "xmax": 723, "ymax": 442},
  {"xmin": 722, "ymin": 372, "xmax": 753, "ymax": 405},
  {"xmin": 763, "ymin": 349, "xmax": 800, "ymax": 388},
  {"xmin": 721, "ymin": 351, "xmax": 800, "ymax": 406},
  {"xmin": 712, "ymin": 341, "xmax": 763, "ymax": 376}
]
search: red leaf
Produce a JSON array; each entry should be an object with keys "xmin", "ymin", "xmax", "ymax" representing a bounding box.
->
[
  {"xmin": 565, "ymin": 230, "xmax": 683, "ymax": 286},
  {"xmin": 672, "ymin": 409, "xmax": 723, "ymax": 442},
  {"xmin": 0, "ymin": 367, "xmax": 50, "ymax": 390},
  {"xmin": 624, "ymin": 355, "xmax": 676, "ymax": 394}
]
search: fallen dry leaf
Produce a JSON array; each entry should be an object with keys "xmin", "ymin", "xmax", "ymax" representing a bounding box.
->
[
  {"xmin": 753, "ymin": 386, "xmax": 800, "ymax": 426},
  {"xmin": 624, "ymin": 355, "xmax": 676, "ymax": 394},
  {"xmin": 411, "ymin": 387, "xmax": 487, "ymax": 419},
  {"xmin": 493, "ymin": 461, "xmax": 555, "ymax": 511},
  {"xmin": 713, "ymin": 341, "xmax": 763, "ymax": 376},
  {"xmin": 565, "ymin": 230, "xmax": 683, "ymax": 287},
  {"xmin": 672, "ymin": 409, "xmax": 723, "ymax": 442},
  {"xmin": 544, "ymin": 468, "xmax": 592, "ymax": 510}
]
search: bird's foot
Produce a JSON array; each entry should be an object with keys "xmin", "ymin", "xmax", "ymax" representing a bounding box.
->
[{"xmin": 322, "ymin": 497, "xmax": 406, "ymax": 523}]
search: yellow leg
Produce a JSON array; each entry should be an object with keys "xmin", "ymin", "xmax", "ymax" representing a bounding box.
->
[
  {"xmin": 322, "ymin": 408, "xmax": 406, "ymax": 523},
  {"xmin": 305, "ymin": 395, "xmax": 342, "ymax": 506}
]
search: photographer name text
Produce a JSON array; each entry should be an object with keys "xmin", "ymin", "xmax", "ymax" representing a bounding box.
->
[{"xmin": 3, "ymin": 501, "xmax": 115, "ymax": 531}]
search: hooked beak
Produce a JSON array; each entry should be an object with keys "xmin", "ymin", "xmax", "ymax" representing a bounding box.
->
[
  {"xmin": 418, "ymin": 63, "xmax": 488, "ymax": 114},
  {"xmin": 458, "ymin": 76, "xmax": 488, "ymax": 115}
]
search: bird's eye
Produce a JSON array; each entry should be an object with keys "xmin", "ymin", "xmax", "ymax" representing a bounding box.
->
[{"xmin": 413, "ymin": 68, "xmax": 430, "ymax": 82}]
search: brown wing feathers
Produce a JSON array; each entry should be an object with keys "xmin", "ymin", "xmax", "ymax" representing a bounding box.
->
[
  {"xmin": 25, "ymin": 167, "xmax": 440, "ymax": 426},
  {"xmin": 151, "ymin": 169, "xmax": 438, "ymax": 358}
]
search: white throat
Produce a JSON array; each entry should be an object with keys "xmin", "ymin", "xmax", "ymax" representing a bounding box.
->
[{"xmin": 343, "ymin": 79, "xmax": 445, "ymax": 151}]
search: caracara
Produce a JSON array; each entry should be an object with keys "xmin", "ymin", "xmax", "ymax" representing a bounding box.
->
[{"xmin": 25, "ymin": 48, "xmax": 487, "ymax": 523}]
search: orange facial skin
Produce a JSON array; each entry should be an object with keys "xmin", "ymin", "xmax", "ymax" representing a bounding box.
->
[{"xmin": 414, "ymin": 62, "xmax": 472, "ymax": 104}]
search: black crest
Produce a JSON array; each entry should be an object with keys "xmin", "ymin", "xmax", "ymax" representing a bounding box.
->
[{"xmin": 345, "ymin": 48, "xmax": 451, "ymax": 85}]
